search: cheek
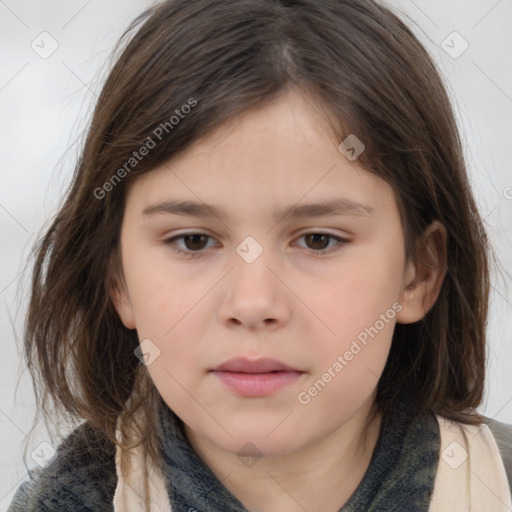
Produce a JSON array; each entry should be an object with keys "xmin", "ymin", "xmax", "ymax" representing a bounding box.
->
[
  {"xmin": 303, "ymin": 245, "xmax": 402, "ymax": 390},
  {"xmin": 319, "ymin": 254, "xmax": 403, "ymax": 335},
  {"xmin": 297, "ymin": 305, "xmax": 395, "ymax": 422},
  {"xmin": 122, "ymin": 246, "xmax": 199, "ymax": 333},
  {"xmin": 121, "ymin": 249, "xmax": 211, "ymax": 383}
]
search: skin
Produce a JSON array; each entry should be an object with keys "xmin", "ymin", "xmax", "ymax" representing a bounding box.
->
[{"xmin": 111, "ymin": 89, "xmax": 446, "ymax": 511}]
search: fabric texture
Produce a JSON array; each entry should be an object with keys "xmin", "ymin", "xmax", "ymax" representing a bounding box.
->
[
  {"xmin": 429, "ymin": 417, "xmax": 512, "ymax": 511},
  {"xmin": 113, "ymin": 419, "xmax": 170, "ymax": 512},
  {"xmin": 7, "ymin": 422, "xmax": 117, "ymax": 511},
  {"xmin": 7, "ymin": 396, "xmax": 512, "ymax": 512},
  {"xmin": 486, "ymin": 417, "xmax": 512, "ymax": 487},
  {"xmin": 115, "ymin": 395, "xmax": 441, "ymax": 512},
  {"xmin": 115, "ymin": 402, "xmax": 512, "ymax": 512}
]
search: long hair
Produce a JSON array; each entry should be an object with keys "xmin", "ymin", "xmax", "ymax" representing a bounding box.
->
[{"xmin": 22, "ymin": 0, "xmax": 490, "ymax": 467}]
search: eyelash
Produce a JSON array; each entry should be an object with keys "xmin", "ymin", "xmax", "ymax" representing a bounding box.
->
[{"xmin": 162, "ymin": 232, "xmax": 349, "ymax": 258}]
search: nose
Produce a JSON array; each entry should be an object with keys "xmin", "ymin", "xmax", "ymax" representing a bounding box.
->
[{"xmin": 217, "ymin": 244, "xmax": 291, "ymax": 331}]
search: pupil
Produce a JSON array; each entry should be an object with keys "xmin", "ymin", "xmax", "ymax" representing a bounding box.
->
[
  {"xmin": 307, "ymin": 234, "xmax": 328, "ymax": 250},
  {"xmin": 186, "ymin": 234, "xmax": 207, "ymax": 250},
  {"xmin": 183, "ymin": 234, "xmax": 330, "ymax": 251}
]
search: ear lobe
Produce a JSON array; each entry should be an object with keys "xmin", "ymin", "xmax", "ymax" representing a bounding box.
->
[
  {"xmin": 107, "ymin": 253, "xmax": 136, "ymax": 330},
  {"xmin": 396, "ymin": 220, "xmax": 447, "ymax": 324}
]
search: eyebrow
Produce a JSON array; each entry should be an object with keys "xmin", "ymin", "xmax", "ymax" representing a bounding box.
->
[{"xmin": 142, "ymin": 198, "xmax": 375, "ymax": 222}]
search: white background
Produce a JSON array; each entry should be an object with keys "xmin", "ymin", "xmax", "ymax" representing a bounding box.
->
[{"xmin": 0, "ymin": 0, "xmax": 511, "ymax": 508}]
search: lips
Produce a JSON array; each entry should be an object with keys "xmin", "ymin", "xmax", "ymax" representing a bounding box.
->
[
  {"xmin": 210, "ymin": 358, "xmax": 304, "ymax": 397},
  {"xmin": 211, "ymin": 357, "xmax": 300, "ymax": 374}
]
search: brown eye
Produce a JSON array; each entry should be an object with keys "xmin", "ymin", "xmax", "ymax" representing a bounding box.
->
[
  {"xmin": 181, "ymin": 234, "xmax": 209, "ymax": 251},
  {"xmin": 296, "ymin": 232, "xmax": 348, "ymax": 254},
  {"xmin": 304, "ymin": 233, "xmax": 331, "ymax": 250},
  {"xmin": 164, "ymin": 231, "xmax": 348, "ymax": 258},
  {"xmin": 163, "ymin": 233, "xmax": 216, "ymax": 257}
]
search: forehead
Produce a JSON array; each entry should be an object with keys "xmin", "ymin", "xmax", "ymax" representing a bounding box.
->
[{"xmin": 125, "ymin": 90, "xmax": 397, "ymax": 222}]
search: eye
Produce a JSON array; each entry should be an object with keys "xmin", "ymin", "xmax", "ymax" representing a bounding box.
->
[
  {"xmin": 295, "ymin": 232, "xmax": 348, "ymax": 254},
  {"xmin": 163, "ymin": 231, "xmax": 348, "ymax": 258},
  {"xmin": 163, "ymin": 233, "xmax": 217, "ymax": 257}
]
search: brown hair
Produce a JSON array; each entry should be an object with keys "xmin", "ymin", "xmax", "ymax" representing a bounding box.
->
[{"xmin": 22, "ymin": 0, "xmax": 490, "ymax": 467}]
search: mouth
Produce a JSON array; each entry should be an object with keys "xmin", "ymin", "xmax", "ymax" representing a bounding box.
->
[
  {"xmin": 209, "ymin": 357, "xmax": 304, "ymax": 397},
  {"xmin": 211, "ymin": 357, "xmax": 301, "ymax": 373}
]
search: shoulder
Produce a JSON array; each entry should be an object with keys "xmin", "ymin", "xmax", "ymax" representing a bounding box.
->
[
  {"xmin": 8, "ymin": 421, "xmax": 117, "ymax": 512},
  {"xmin": 430, "ymin": 415, "xmax": 512, "ymax": 510},
  {"xmin": 485, "ymin": 417, "xmax": 512, "ymax": 486},
  {"xmin": 435, "ymin": 415, "xmax": 512, "ymax": 489}
]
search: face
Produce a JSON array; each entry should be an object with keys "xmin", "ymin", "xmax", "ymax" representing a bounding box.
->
[{"xmin": 113, "ymin": 89, "xmax": 413, "ymax": 458}]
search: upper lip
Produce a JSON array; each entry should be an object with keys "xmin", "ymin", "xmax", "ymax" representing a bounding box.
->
[{"xmin": 211, "ymin": 357, "xmax": 301, "ymax": 374}]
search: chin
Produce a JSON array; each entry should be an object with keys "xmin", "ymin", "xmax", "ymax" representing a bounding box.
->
[
  {"xmin": 225, "ymin": 436, "xmax": 302, "ymax": 460},
  {"xmin": 213, "ymin": 422, "xmax": 309, "ymax": 459}
]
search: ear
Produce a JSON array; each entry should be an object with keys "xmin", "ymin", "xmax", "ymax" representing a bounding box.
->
[
  {"xmin": 107, "ymin": 251, "xmax": 136, "ymax": 329},
  {"xmin": 396, "ymin": 220, "xmax": 447, "ymax": 324}
]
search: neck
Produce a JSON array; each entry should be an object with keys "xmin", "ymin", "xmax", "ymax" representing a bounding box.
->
[{"xmin": 184, "ymin": 399, "xmax": 382, "ymax": 512}]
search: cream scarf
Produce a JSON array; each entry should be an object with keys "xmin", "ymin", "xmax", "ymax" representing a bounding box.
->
[{"xmin": 113, "ymin": 415, "xmax": 512, "ymax": 511}]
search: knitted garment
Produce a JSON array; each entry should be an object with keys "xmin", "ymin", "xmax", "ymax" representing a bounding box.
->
[
  {"xmin": 7, "ymin": 421, "xmax": 118, "ymax": 511},
  {"xmin": 118, "ymin": 401, "xmax": 512, "ymax": 512},
  {"xmin": 7, "ymin": 395, "xmax": 512, "ymax": 511},
  {"xmin": 147, "ymin": 395, "xmax": 440, "ymax": 512}
]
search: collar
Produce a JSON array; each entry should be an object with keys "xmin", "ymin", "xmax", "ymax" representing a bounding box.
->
[{"xmin": 155, "ymin": 396, "xmax": 440, "ymax": 511}]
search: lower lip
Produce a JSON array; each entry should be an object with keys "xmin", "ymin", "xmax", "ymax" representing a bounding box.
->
[{"xmin": 211, "ymin": 371, "xmax": 303, "ymax": 397}]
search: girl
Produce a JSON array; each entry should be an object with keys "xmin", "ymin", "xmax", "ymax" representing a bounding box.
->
[{"xmin": 8, "ymin": 0, "xmax": 512, "ymax": 510}]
